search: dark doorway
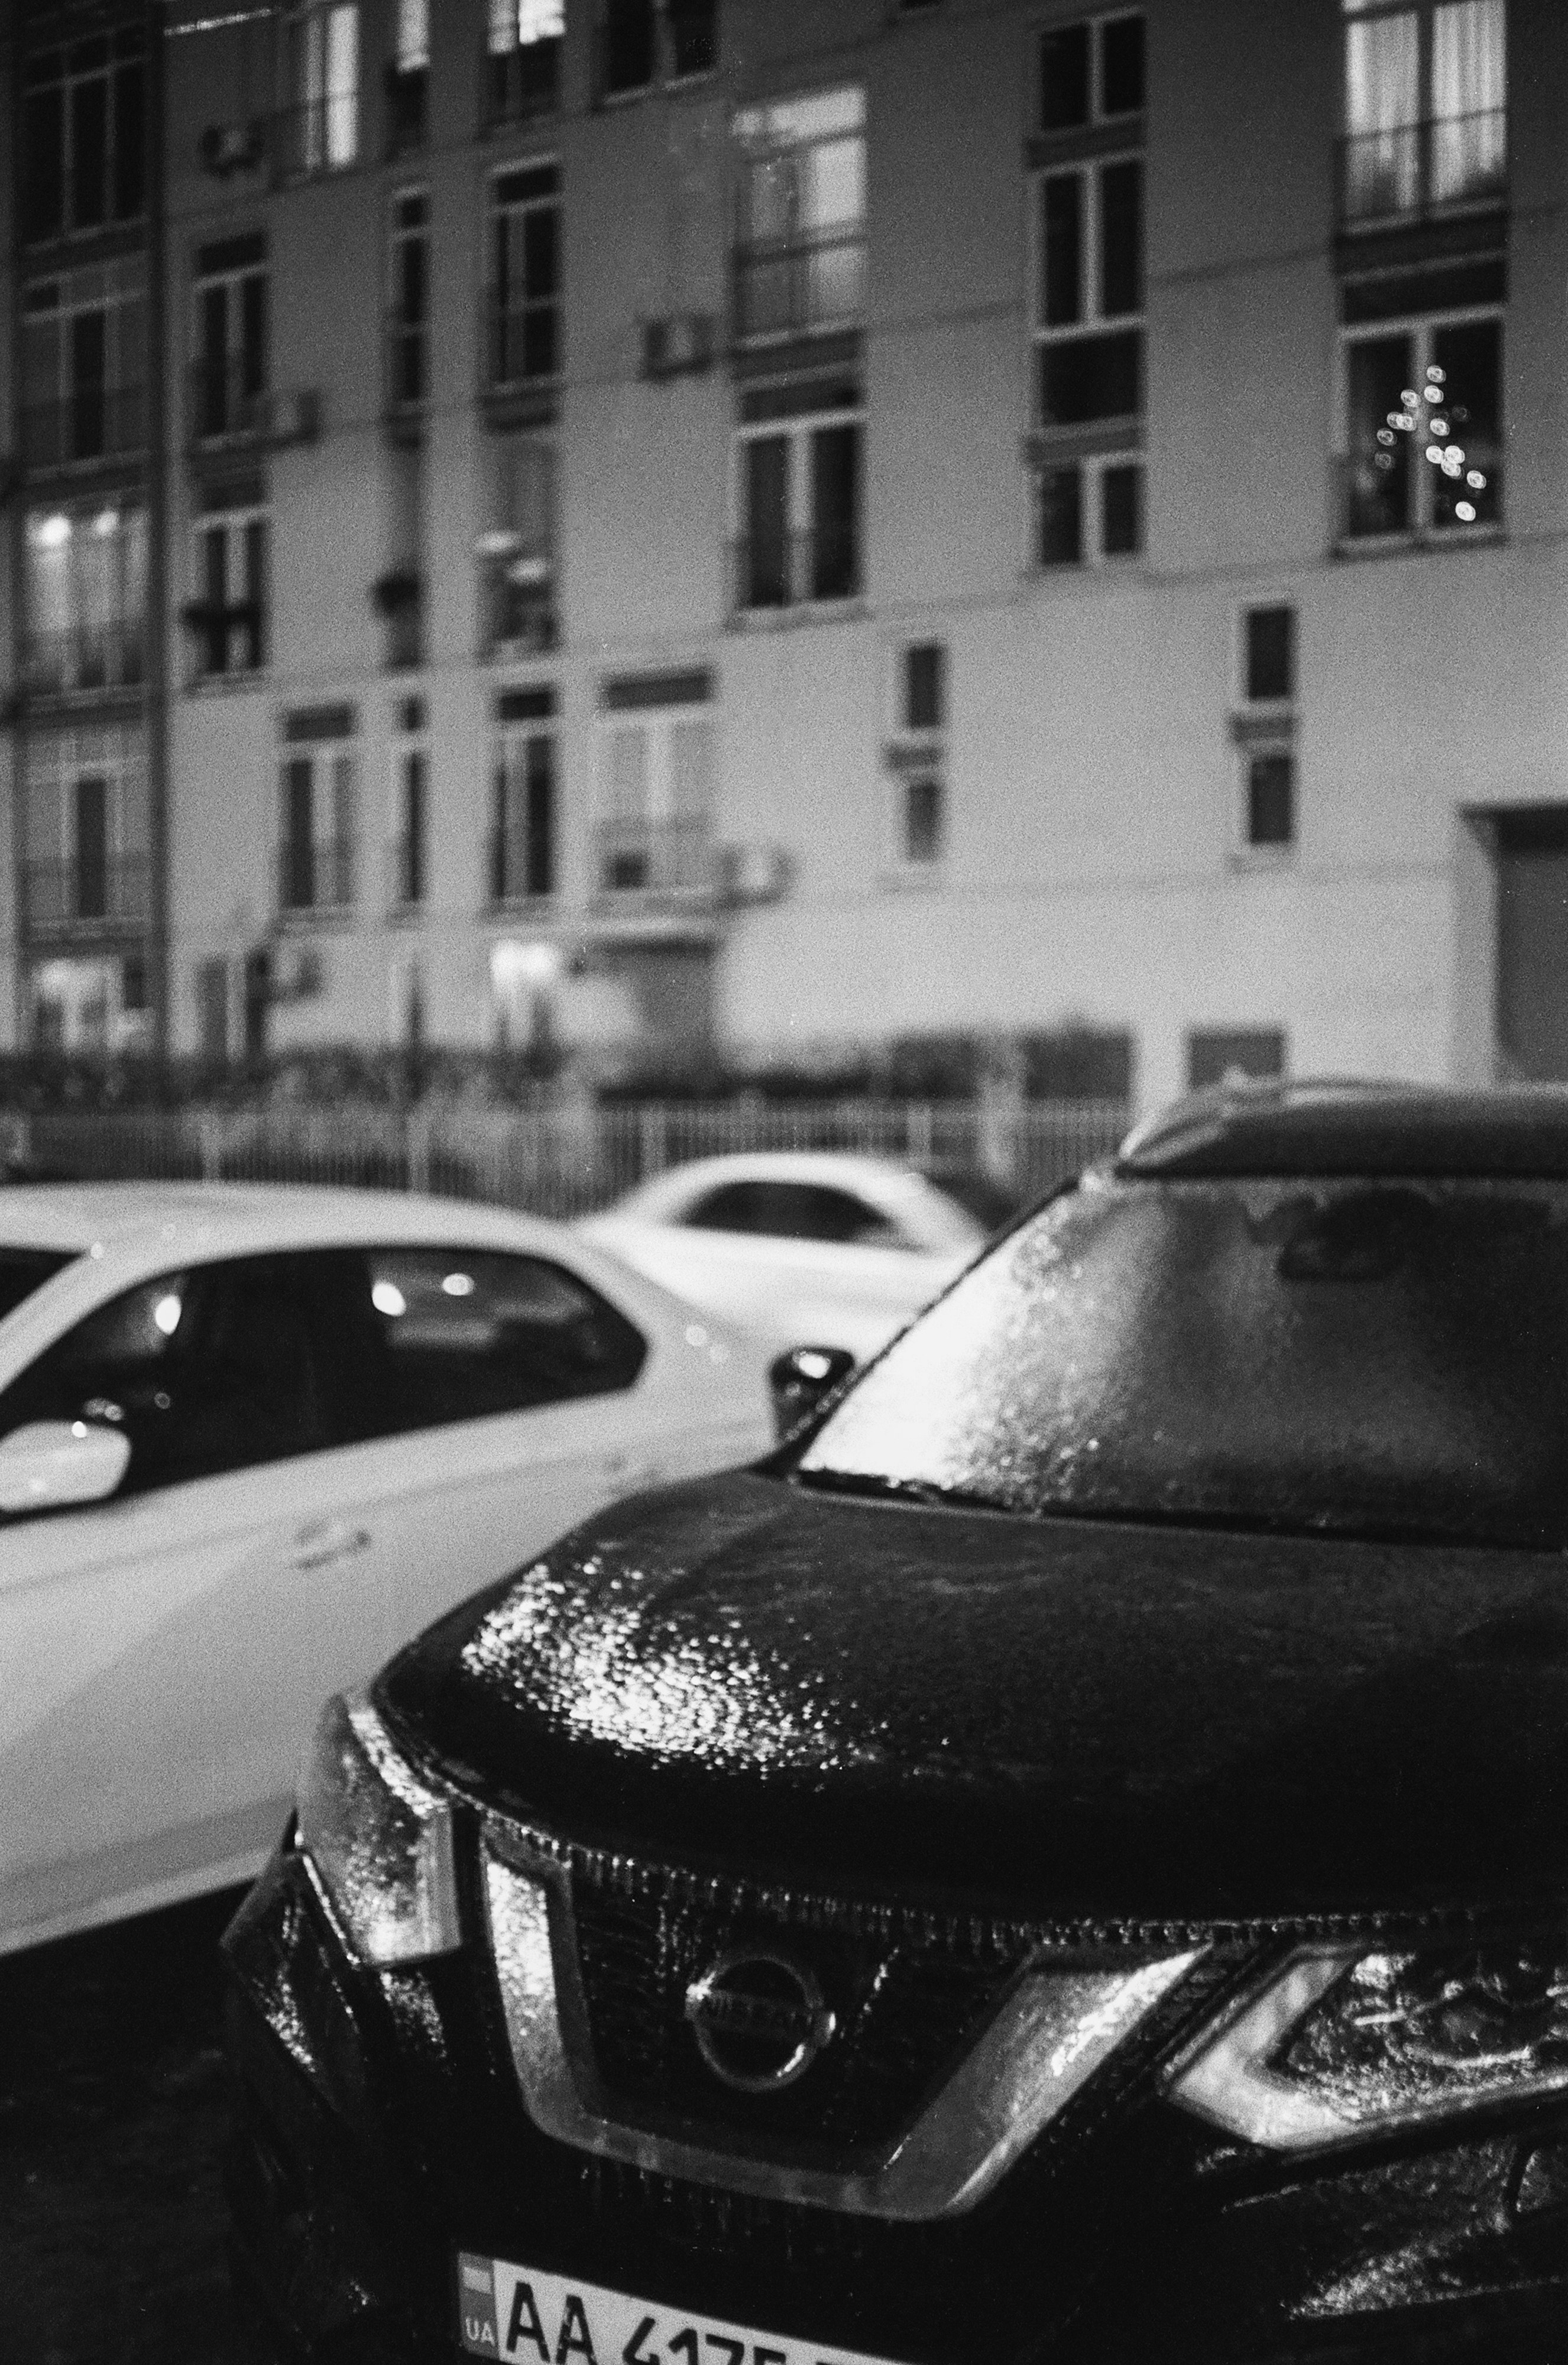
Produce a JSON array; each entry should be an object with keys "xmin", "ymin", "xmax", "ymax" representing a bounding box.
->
[{"xmin": 1496, "ymin": 809, "xmax": 1568, "ymax": 1080}]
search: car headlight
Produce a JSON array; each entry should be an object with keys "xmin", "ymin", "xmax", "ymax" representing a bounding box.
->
[
  {"xmin": 296, "ymin": 1690, "xmax": 462, "ymax": 1966},
  {"xmin": 1168, "ymin": 1937, "xmax": 1568, "ymax": 2149}
]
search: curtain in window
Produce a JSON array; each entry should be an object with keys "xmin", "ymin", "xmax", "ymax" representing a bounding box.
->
[
  {"xmin": 397, "ymin": 0, "xmax": 429, "ymax": 72},
  {"xmin": 1343, "ymin": 11, "xmax": 1420, "ymax": 217},
  {"xmin": 324, "ymin": 7, "xmax": 358, "ymax": 166},
  {"xmin": 1432, "ymin": 0, "xmax": 1506, "ymax": 200}
]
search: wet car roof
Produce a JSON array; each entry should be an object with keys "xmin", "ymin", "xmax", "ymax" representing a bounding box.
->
[{"xmin": 1116, "ymin": 1080, "xmax": 1568, "ymax": 1179}]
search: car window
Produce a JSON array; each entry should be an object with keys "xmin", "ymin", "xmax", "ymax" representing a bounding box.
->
[
  {"xmin": 796, "ymin": 1173, "xmax": 1568, "ymax": 1551},
  {"xmin": 0, "ymin": 1253, "xmax": 332, "ymax": 1498},
  {"xmin": 683, "ymin": 1180, "xmax": 905, "ymax": 1246},
  {"xmin": 350, "ymin": 1248, "xmax": 647, "ymax": 1434},
  {"xmin": 0, "ymin": 1249, "xmax": 77, "ymax": 1323}
]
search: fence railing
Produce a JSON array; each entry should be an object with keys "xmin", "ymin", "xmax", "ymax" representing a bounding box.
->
[
  {"xmin": 3, "ymin": 1097, "xmax": 1131, "ymax": 1223},
  {"xmin": 1337, "ymin": 108, "xmax": 1507, "ymax": 228}
]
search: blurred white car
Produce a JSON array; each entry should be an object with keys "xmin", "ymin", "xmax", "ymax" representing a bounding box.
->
[
  {"xmin": 579, "ymin": 1150, "xmax": 989, "ymax": 1362},
  {"xmin": 0, "ymin": 1182, "xmax": 771, "ymax": 1959}
]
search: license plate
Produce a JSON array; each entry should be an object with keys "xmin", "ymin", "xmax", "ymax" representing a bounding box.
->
[{"xmin": 456, "ymin": 2251, "xmax": 906, "ymax": 2365}]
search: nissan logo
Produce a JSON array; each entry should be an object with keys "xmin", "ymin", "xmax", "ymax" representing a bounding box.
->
[{"xmin": 683, "ymin": 1949, "xmax": 837, "ymax": 2094}]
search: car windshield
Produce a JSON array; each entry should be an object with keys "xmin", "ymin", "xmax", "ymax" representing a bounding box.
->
[
  {"xmin": 794, "ymin": 1172, "xmax": 1568, "ymax": 1550},
  {"xmin": 0, "ymin": 1249, "xmax": 77, "ymax": 1326}
]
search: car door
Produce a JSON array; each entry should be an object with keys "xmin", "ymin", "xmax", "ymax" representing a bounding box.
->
[
  {"xmin": 286, "ymin": 1242, "xmax": 681, "ymax": 1663},
  {"xmin": 0, "ymin": 1251, "xmax": 422, "ymax": 1953}
]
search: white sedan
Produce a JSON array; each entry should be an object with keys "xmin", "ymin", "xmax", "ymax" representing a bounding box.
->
[
  {"xmin": 0, "ymin": 1182, "xmax": 772, "ymax": 1960},
  {"xmin": 579, "ymin": 1151, "xmax": 989, "ymax": 1363}
]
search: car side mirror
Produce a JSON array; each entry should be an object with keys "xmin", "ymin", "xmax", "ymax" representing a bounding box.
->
[
  {"xmin": 0, "ymin": 1420, "xmax": 132, "ymax": 1516},
  {"xmin": 769, "ymin": 1345, "xmax": 857, "ymax": 1439}
]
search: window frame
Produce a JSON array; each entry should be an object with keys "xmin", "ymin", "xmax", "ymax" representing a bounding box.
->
[
  {"xmin": 22, "ymin": 498, "xmax": 148, "ymax": 698},
  {"xmin": 731, "ymin": 396, "xmax": 866, "ymax": 617},
  {"xmin": 1337, "ymin": 302, "xmax": 1504, "ymax": 546},
  {"xmin": 488, "ymin": 161, "xmax": 563, "ymax": 391},
  {"xmin": 278, "ymin": 727, "xmax": 359, "ymax": 919},
  {"xmin": 731, "ymin": 85, "xmax": 869, "ymax": 348},
  {"xmin": 20, "ymin": 30, "xmax": 147, "ymax": 245},
  {"xmin": 21, "ymin": 260, "xmax": 147, "ymax": 469},
  {"xmin": 283, "ymin": 0, "xmax": 362, "ymax": 180},
  {"xmin": 189, "ymin": 495, "xmax": 270, "ymax": 683},
  {"xmin": 390, "ymin": 696, "xmax": 429, "ymax": 911},
  {"xmin": 1036, "ymin": 9, "xmax": 1146, "ymax": 137},
  {"xmin": 387, "ymin": 187, "xmax": 430, "ymax": 412},
  {"xmin": 594, "ymin": 693, "xmax": 717, "ymax": 898},
  {"xmin": 490, "ymin": 713, "xmax": 559, "ymax": 906}
]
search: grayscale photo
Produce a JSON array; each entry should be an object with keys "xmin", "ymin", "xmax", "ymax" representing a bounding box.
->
[{"xmin": 1, "ymin": 1, "xmax": 1565, "ymax": 2360}]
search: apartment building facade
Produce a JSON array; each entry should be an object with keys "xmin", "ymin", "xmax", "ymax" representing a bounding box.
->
[{"xmin": 3, "ymin": 0, "xmax": 1566, "ymax": 1107}]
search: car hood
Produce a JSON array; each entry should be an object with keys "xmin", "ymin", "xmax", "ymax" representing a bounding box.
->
[{"xmin": 378, "ymin": 1470, "xmax": 1568, "ymax": 1923}]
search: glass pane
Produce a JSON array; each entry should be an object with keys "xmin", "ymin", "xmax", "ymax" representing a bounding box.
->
[
  {"xmin": 1430, "ymin": 318, "xmax": 1501, "ymax": 529},
  {"xmin": 905, "ymin": 776, "xmax": 944, "ymax": 864},
  {"xmin": 1247, "ymin": 753, "xmax": 1295, "ymax": 847},
  {"xmin": 1039, "ymin": 22, "xmax": 1089, "ymax": 130},
  {"xmin": 1100, "ymin": 14, "xmax": 1145, "ymax": 116},
  {"xmin": 71, "ymin": 73, "xmax": 108, "ymax": 228},
  {"xmin": 523, "ymin": 206, "xmax": 559, "ymax": 299},
  {"xmin": 799, "ymin": 134, "xmax": 866, "ymax": 234},
  {"xmin": 1099, "ymin": 159, "xmax": 1143, "ymax": 319},
  {"xmin": 811, "ymin": 423, "xmax": 860, "ymax": 598},
  {"xmin": 112, "ymin": 59, "xmax": 144, "ymax": 219},
  {"xmin": 363, "ymin": 1249, "xmax": 644, "ymax": 1428},
  {"xmin": 604, "ymin": 0, "xmax": 656, "ymax": 93},
  {"xmin": 668, "ymin": 0, "xmax": 717, "ymax": 77},
  {"xmin": 670, "ymin": 718, "xmax": 715, "ymax": 817},
  {"xmin": 1041, "ymin": 174, "xmax": 1081, "ymax": 329},
  {"xmin": 804, "ymin": 238, "xmax": 864, "ymax": 329},
  {"xmin": 1039, "ymin": 330, "xmax": 1142, "ymax": 426},
  {"xmin": 743, "ymin": 436, "xmax": 790, "ymax": 606},
  {"xmin": 325, "ymin": 4, "xmax": 359, "ymax": 165},
  {"xmin": 526, "ymin": 735, "xmax": 555, "ymax": 893},
  {"xmin": 22, "ymin": 86, "xmax": 66, "ymax": 241},
  {"xmin": 1100, "ymin": 460, "xmax": 1142, "ymax": 555},
  {"xmin": 905, "ymin": 642, "xmax": 945, "ymax": 731},
  {"xmin": 1343, "ymin": 14, "xmax": 1420, "ymax": 217},
  {"xmin": 1431, "ymin": 1, "xmax": 1507, "ymax": 202},
  {"xmin": 1038, "ymin": 464, "xmax": 1083, "ymax": 565},
  {"xmin": 1345, "ymin": 332, "xmax": 1413, "ymax": 535}
]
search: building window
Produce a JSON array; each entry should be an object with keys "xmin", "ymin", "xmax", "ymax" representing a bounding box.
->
[
  {"xmin": 192, "ymin": 239, "xmax": 269, "ymax": 443},
  {"xmin": 595, "ymin": 671, "xmax": 716, "ymax": 898},
  {"xmin": 1030, "ymin": 22, "xmax": 1145, "ymax": 567},
  {"xmin": 486, "ymin": 0, "xmax": 565, "ymax": 126},
  {"xmin": 21, "ymin": 261, "xmax": 146, "ymax": 469},
  {"xmin": 733, "ymin": 88, "xmax": 866, "ymax": 346},
  {"xmin": 378, "ymin": 442, "xmax": 426, "ymax": 670},
  {"xmin": 1039, "ymin": 11, "xmax": 1145, "ymax": 131},
  {"xmin": 387, "ymin": 192, "xmax": 429, "ymax": 412},
  {"xmin": 734, "ymin": 383, "xmax": 863, "ymax": 613},
  {"xmin": 391, "ymin": 696, "xmax": 428, "ymax": 908},
  {"xmin": 279, "ymin": 708, "xmax": 359, "ymax": 913},
  {"xmin": 1340, "ymin": 0, "xmax": 1506, "ymax": 227},
  {"xmin": 189, "ymin": 481, "xmax": 269, "ymax": 681},
  {"xmin": 284, "ymin": 4, "xmax": 360, "ymax": 176},
  {"xmin": 20, "ymin": 725, "xmax": 150, "ymax": 941},
  {"xmin": 20, "ymin": 24, "xmax": 146, "ymax": 245},
  {"xmin": 1342, "ymin": 312, "xmax": 1501, "ymax": 538},
  {"xmin": 23, "ymin": 502, "xmax": 147, "ymax": 697},
  {"xmin": 1187, "ymin": 1029, "xmax": 1287, "ymax": 1091},
  {"xmin": 1233, "ymin": 604, "xmax": 1298, "ymax": 856},
  {"xmin": 481, "ymin": 436, "xmax": 559, "ymax": 655},
  {"xmin": 885, "ymin": 642, "xmax": 947, "ymax": 876},
  {"xmin": 600, "ymin": 0, "xmax": 717, "ymax": 97},
  {"xmin": 491, "ymin": 689, "xmax": 558, "ymax": 903},
  {"xmin": 488, "ymin": 166, "xmax": 562, "ymax": 389},
  {"xmin": 388, "ymin": 0, "xmax": 429, "ymax": 153}
]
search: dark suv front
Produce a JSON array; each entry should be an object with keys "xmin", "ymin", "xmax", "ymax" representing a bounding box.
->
[{"xmin": 225, "ymin": 1088, "xmax": 1568, "ymax": 2364}]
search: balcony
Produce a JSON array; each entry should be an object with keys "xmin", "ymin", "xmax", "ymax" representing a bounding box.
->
[
  {"xmin": 21, "ymin": 385, "xmax": 145, "ymax": 472},
  {"xmin": 730, "ymin": 525, "xmax": 861, "ymax": 615},
  {"xmin": 1337, "ymin": 109, "xmax": 1507, "ymax": 231},
  {"xmin": 21, "ymin": 853, "xmax": 151, "ymax": 939},
  {"xmin": 594, "ymin": 815, "xmax": 719, "ymax": 903},
  {"xmin": 277, "ymin": 838, "xmax": 355, "ymax": 918},
  {"xmin": 21, "ymin": 623, "xmax": 144, "ymax": 700},
  {"xmin": 188, "ymin": 359, "xmax": 319, "ymax": 452},
  {"xmin": 480, "ymin": 549, "xmax": 558, "ymax": 658},
  {"xmin": 733, "ymin": 229, "xmax": 866, "ymax": 346}
]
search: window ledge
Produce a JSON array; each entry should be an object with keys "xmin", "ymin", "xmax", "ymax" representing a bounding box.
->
[
  {"xmin": 485, "ymin": 895, "xmax": 559, "ymax": 918},
  {"xmin": 1229, "ymin": 844, "xmax": 1297, "ymax": 874},
  {"xmin": 276, "ymin": 904, "xmax": 357, "ymax": 930},
  {"xmin": 187, "ymin": 669, "xmax": 269, "ymax": 697},
  {"xmin": 879, "ymin": 864, "xmax": 947, "ymax": 892},
  {"xmin": 728, "ymin": 597, "xmax": 869, "ymax": 633},
  {"xmin": 1334, "ymin": 523, "xmax": 1506, "ymax": 561}
]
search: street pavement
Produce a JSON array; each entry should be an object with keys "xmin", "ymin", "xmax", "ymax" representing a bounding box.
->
[{"xmin": 0, "ymin": 1887, "xmax": 271, "ymax": 2364}]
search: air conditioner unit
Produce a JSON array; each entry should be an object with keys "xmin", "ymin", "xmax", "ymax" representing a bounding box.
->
[
  {"xmin": 199, "ymin": 120, "xmax": 264, "ymax": 177},
  {"xmin": 268, "ymin": 387, "xmax": 321, "ymax": 445},
  {"xmin": 642, "ymin": 312, "xmax": 717, "ymax": 381},
  {"xmin": 719, "ymin": 840, "xmax": 792, "ymax": 906}
]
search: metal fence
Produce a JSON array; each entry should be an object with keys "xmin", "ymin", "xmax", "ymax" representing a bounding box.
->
[{"xmin": 4, "ymin": 1097, "xmax": 1130, "ymax": 1223}]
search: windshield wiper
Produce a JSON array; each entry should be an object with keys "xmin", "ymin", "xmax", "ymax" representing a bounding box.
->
[{"xmin": 789, "ymin": 1466, "xmax": 1016, "ymax": 1516}]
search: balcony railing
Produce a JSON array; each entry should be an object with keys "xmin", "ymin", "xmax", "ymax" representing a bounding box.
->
[
  {"xmin": 733, "ymin": 229, "xmax": 867, "ymax": 345},
  {"xmin": 484, "ymin": 296, "xmax": 561, "ymax": 393},
  {"xmin": 730, "ymin": 525, "xmax": 861, "ymax": 614},
  {"xmin": 271, "ymin": 96, "xmax": 361, "ymax": 183},
  {"xmin": 21, "ymin": 385, "xmax": 146, "ymax": 470},
  {"xmin": 278, "ymin": 838, "xmax": 355, "ymax": 916},
  {"xmin": 21, "ymin": 853, "xmax": 151, "ymax": 935},
  {"xmin": 482, "ymin": 37, "xmax": 562, "ymax": 128},
  {"xmin": 487, "ymin": 828, "xmax": 555, "ymax": 906},
  {"xmin": 21, "ymin": 623, "xmax": 145, "ymax": 698},
  {"xmin": 481, "ymin": 552, "xmax": 558, "ymax": 656},
  {"xmin": 1338, "ymin": 108, "xmax": 1507, "ymax": 229},
  {"xmin": 594, "ymin": 815, "xmax": 718, "ymax": 901}
]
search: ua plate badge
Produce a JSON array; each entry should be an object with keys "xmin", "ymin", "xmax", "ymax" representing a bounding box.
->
[{"xmin": 457, "ymin": 2253, "xmax": 906, "ymax": 2365}]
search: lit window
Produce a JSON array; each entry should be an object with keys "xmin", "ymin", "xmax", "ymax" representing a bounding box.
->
[
  {"xmin": 287, "ymin": 3, "xmax": 359, "ymax": 176},
  {"xmin": 1340, "ymin": 0, "xmax": 1506, "ymax": 224},
  {"xmin": 1342, "ymin": 314, "xmax": 1501, "ymax": 538},
  {"xmin": 397, "ymin": 0, "xmax": 429, "ymax": 70},
  {"xmin": 733, "ymin": 88, "xmax": 866, "ymax": 344}
]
